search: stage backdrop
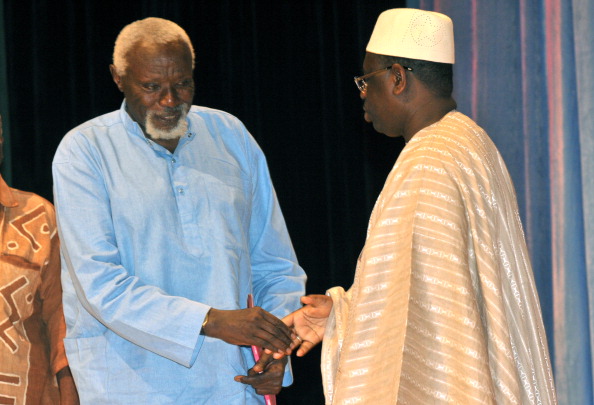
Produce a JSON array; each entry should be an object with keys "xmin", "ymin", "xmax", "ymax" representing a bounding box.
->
[{"xmin": 2, "ymin": 1, "xmax": 593, "ymax": 404}]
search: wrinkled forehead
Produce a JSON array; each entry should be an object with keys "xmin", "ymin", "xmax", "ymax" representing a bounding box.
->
[{"xmin": 127, "ymin": 40, "xmax": 193, "ymax": 67}]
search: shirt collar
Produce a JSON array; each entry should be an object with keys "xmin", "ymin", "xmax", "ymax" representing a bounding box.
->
[
  {"xmin": 0, "ymin": 175, "xmax": 17, "ymax": 208},
  {"xmin": 119, "ymin": 100, "xmax": 145, "ymax": 140}
]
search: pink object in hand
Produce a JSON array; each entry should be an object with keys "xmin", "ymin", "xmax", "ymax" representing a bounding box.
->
[{"xmin": 247, "ymin": 294, "xmax": 277, "ymax": 405}]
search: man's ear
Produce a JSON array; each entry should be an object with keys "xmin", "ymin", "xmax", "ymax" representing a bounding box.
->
[
  {"xmin": 391, "ymin": 64, "xmax": 408, "ymax": 95},
  {"xmin": 110, "ymin": 64, "xmax": 124, "ymax": 92}
]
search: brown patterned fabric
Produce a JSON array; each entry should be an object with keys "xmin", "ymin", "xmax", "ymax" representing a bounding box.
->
[{"xmin": 0, "ymin": 176, "xmax": 67, "ymax": 405}]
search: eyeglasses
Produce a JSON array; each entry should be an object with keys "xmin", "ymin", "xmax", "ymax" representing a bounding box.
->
[{"xmin": 354, "ymin": 65, "xmax": 413, "ymax": 92}]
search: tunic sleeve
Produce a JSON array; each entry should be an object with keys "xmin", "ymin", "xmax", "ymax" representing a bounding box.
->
[{"xmin": 38, "ymin": 206, "xmax": 69, "ymax": 376}]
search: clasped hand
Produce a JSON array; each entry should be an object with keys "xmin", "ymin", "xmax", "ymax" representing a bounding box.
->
[
  {"xmin": 203, "ymin": 307, "xmax": 295, "ymax": 354},
  {"xmin": 240, "ymin": 294, "xmax": 333, "ymax": 375},
  {"xmin": 205, "ymin": 306, "xmax": 293, "ymax": 395},
  {"xmin": 230, "ymin": 295, "xmax": 333, "ymax": 395}
]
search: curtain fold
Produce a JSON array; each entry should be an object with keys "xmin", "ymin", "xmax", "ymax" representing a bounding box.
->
[
  {"xmin": 574, "ymin": 1, "xmax": 594, "ymax": 401},
  {"xmin": 413, "ymin": 1, "xmax": 594, "ymax": 403},
  {"xmin": 546, "ymin": 2, "xmax": 592, "ymax": 404}
]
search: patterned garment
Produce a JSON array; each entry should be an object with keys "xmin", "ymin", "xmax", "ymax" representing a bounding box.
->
[
  {"xmin": 0, "ymin": 176, "xmax": 67, "ymax": 405},
  {"xmin": 321, "ymin": 111, "xmax": 556, "ymax": 404}
]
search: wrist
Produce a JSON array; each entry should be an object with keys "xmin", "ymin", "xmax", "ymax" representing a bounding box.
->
[{"xmin": 200, "ymin": 308, "xmax": 212, "ymax": 335}]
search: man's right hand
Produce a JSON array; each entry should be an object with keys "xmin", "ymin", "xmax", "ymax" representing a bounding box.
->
[
  {"xmin": 277, "ymin": 294, "xmax": 333, "ymax": 357},
  {"xmin": 203, "ymin": 307, "xmax": 295, "ymax": 355}
]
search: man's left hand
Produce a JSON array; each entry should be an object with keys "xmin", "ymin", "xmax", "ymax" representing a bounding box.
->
[{"xmin": 234, "ymin": 353, "xmax": 287, "ymax": 396}]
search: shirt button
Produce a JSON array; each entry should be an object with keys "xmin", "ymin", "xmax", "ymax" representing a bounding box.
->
[
  {"xmin": 178, "ymin": 188, "xmax": 184, "ymax": 195},
  {"xmin": 171, "ymin": 158, "xmax": 176, "ymax": 164}
]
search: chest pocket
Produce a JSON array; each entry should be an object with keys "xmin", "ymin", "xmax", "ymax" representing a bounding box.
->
[{"xmin": 192, "ymin": 159, "xmax": 250, "ymax": 251}]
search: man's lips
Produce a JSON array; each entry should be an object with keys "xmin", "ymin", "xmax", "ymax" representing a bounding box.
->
[
  {"xmin": 149, "ymin": 112, "xmax": 183, "ymax": 129},
  {"xmin": 156, "ymin": 112, "xmax": 181, "ymax": 122}
]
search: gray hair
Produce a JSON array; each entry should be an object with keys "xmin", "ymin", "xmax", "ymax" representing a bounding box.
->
[{"xmin": 113, "ymin": 17, "xmax": 195, "ymax": 76}]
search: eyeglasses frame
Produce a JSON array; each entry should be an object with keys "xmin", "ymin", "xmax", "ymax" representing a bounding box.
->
[{"xmin": 354, "ymin": 64, "xmax": 413, "ymax": 92}]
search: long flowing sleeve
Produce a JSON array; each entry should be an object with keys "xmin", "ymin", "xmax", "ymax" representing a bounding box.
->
[{"xmin": 321, "ymin": 112, "xmax": 555, "ymax": 404}]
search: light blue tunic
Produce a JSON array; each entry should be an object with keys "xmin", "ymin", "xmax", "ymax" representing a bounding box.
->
[{"xmin": 52, "ymin": 102, "xmax": 306, "ymax": 404}]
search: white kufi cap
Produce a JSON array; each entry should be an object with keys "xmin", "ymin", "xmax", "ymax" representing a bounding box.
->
[{"xmin": 366, "ymin": 8, "xmax": 455, "ymax": 64}]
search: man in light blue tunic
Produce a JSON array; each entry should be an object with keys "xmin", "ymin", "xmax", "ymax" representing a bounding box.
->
[{"xmin": 52, "ymin": 17, "xmax": 306, "ymax": 404}]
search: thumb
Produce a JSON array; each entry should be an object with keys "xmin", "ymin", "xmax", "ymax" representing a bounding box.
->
[
  {"xmin": 301, "ymin": 294, "xmax": 327, "ymax": 306},
  {"xmin": 252, "ymin": 351, "xmax": 273, "ymax": 373},
  {"xmin": 281, "ymin": 311, "xmax": 294, "ymax": 327}
]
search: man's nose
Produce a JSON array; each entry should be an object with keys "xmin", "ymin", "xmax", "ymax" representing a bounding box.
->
[{"xmin": 159, "ymin": 88, "xmax": 180, "ymax": 107}]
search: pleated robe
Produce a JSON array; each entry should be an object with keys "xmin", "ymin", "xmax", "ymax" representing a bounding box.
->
[{"xmin": 322, "ymin": 111, "xmax": 556, "ymax": 405}]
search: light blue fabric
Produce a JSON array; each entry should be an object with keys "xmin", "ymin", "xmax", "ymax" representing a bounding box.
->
[{"xmin": 52, "ymin": 102, "xmax": 306, "ymax": 404}]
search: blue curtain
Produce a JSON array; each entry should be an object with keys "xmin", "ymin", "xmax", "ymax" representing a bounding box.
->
[{"xmin": 410, "ymin": 0, "xmax": 594, "ymax": 403}]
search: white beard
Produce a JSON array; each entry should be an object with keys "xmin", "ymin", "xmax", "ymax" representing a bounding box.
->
[{"xmin": 145, "ymin": 105, "xmax": 190, "ymax": 140}]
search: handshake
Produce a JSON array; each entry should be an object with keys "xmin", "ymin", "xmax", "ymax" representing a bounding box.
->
[
  {"xmin": 232, "ymin": 294, "xmax": 333, "ymax": 395},
  {"xmin": 272, "ymin": 294, "xmax": 333, "ymax": 359}
]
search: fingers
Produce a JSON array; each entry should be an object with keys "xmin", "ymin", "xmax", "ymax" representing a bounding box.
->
[
  {"xmin": 234, "ymin": 373, "xmax": 282, "ymax": 396},
  {"xmin": 273, "ymin": 333, "xmax": 315, "ymax": 358},
  {"xmin": 254, "ymin": 309, "xmax": 295, "ymax": 353},
  {"xmin": 234, "ymin": 357, "xmax": 287, "ymax": 395},
  {"xmin": 295, "ymin": 339, "xmax": 317, "ymax": 357},
  {"xmin": 272, "ymin": 333, "xmax": 301, "ymax": 359},
  {"xmin": 207, "ymin": 308, "xmax": 295, "ymax": 353},
  {"xmin": 300, "ymin": 294, "xmax": 317, "ymax": 305},
  {"xmin": 245, "ymin": 295, "xmax": 332, "ymax": 361},
  {"xmin": 301, "ymin": 294, "xmax": 332, "ymax": 307},
  {"xmin": 293, "ymin": 333, "xmax": 302, "ymax": 349},
  {"xmin": 251, "ymin": 351, "xmax": 273, "ymax": 374}
]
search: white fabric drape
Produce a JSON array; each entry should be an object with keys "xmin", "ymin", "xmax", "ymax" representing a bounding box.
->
[
  {"xmin": 411, "ymin": 1, "xmax": 594, "ymax": 403},
  {"xmin": 321, "ymin": 112, "xmax": 555, "ymax": 404}
]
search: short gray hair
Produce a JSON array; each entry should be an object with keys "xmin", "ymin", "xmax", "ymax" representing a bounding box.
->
[{"xmin": 113, "ymin": 17, "xmax": 195, "ymax": 76}]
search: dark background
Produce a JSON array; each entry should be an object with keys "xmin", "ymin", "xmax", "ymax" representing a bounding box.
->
[{"xmin": 3, "ymin": 1, "xmax": 406, "ymax": 402}]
